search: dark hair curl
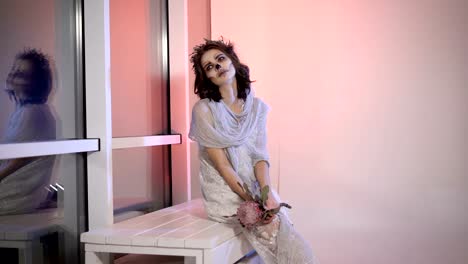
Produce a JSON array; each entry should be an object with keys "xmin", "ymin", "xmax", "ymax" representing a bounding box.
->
[
  {"xmin": 15, "ymin": 48, "xmax": 53, "ymax": 103},
  {"xmin": 190, "ymin": 38, "xmax": 253, "ymax": 102}
]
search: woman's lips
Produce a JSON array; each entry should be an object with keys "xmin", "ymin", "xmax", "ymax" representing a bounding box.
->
[{"xmin": 218, "ymin": 69, "xmax": 228, "ymax": 77}]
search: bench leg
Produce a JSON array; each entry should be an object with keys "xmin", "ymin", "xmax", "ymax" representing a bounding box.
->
[
  {"xmin": 18, "ymin": 241, "xmax": 33, "ymax": 264},
  {"xmin": 85, "ymin": 251, "xmax": 111, "ymax": 264},
  {"xmin": 184, "ymin": 255, "xmax": 202, "ymax": 264},
  {"xmin": 32, "ymin": 238, "xmax": 44, "ymax": 264}
]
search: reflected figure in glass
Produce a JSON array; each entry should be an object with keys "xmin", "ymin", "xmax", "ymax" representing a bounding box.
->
[{"xmin": 0, "ymin": 49, "xmax": 57, "ymax": 215}]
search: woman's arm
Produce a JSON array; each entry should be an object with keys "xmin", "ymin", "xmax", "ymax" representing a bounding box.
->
[
  {"xmin": 253, "ymin": 101, "xmax": 279, "ymax": 209},
  {"xmin": 254, "ymin": 160, "xmax": 271, "ymax": 189},
  {"xmin": 254, "ymin": 160, "xmax": 280, "ymax": 209},
  {"xmin": 206, "ymin": 147, "xmax": 252, "ymax": 201}
]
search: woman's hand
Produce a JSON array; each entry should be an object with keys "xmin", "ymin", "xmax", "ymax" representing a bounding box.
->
[
  {"xmin": 261, "ymin": 192, "xmax": 280, "ymax": 224},
  {"xmin": 264, "ymin": 191, "xmax": 280, "ymax": 210}
]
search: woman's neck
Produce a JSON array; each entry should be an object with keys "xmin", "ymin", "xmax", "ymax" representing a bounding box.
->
[{"xmin": 219, "ymin": 78, "xmax": 238, "ymax": 105}]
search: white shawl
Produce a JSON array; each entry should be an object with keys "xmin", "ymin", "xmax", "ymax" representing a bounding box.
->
[{"xmin": 189, "ymin": 92, "xmax": 270, "ymax": 172}]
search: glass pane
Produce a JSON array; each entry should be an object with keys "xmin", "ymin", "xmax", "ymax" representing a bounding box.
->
[
  {"xmin": 0, "ymin": 1, "xmax": 85, "ymax": 263},
  {"xmin": 0, "ymin": 153, "xmax": 86, "ymax": 264},
  {"xmin": 112, "ymin": 146, "xmax": 170, "ymax": 221},
  {"xmin": 110, "ymin": 0, "xmax": 169, "ymax": 137},
  {"xmin": 0, "ymin": 0, "xmax": 83, "ymax": 142}
]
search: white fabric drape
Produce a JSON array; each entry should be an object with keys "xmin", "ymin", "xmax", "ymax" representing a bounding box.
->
[
  {"xmin": 189, "ymin": 92, "xmax": 318, "ymax": 263},
  {"xmin": 189, "ymin": 91, "xmax": 270, "ymax": 173}
]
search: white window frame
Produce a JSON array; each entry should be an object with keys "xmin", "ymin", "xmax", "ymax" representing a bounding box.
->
[
  {"xmin": 112, "ymin": 135, "xmax": 181, "ymax": 150},
  {"xmin": 84, "ymin": 0, "xmax": 190, "ymax": 231},
  {"xmin": 0, "ymin": 139, "xmax": 99, "ymax": 160}
]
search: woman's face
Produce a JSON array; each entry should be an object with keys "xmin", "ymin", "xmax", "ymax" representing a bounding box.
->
[
  {"xmin": 5, "ymin": 59, "xmax": 34, "ymax": 95},
  {"xmin": 200, "ymin": 49, "xmax": 236, "ymax": 86}
]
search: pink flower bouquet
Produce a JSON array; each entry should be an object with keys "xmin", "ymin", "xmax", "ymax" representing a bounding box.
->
[{"xmin": 229, "ymin": 183, "xmax": 291, "ymax": 229}]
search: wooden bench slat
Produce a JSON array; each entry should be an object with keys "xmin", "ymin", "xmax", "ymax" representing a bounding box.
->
[
  {"xmin": 0, "ymin": 209, "xmax": 62, "ymax": 242},
  {"xmin": 113, "ymin": 207, "xmax": 179, "ymax": 227},
  {"xmin": 157, "ymin": 218, "xmax": 218, "ymax": 248},
  {"xmin": 81, "ymin": 228, "xmax": 115, "ymax": 244},
  {"xmin": 115, "ymin": 210, "xmax": 189, "ymax": 229},
  {"xmin": 82, "ymin": 210, "xmax": 191, "ymax": 244},
  {"xmin": 0, "ymin": 208, "xmax": 60, "ymax": 223},
  {"xmin": 184, "ymin": 222, "xmax": 243, "ymax": 249},
  {"xmin": 0, "ymin": 211, "xmax": 61, "ymax": 226},
  {"xmin": 131, "ymin": 216, "xmax": 199, "ymax": 247},
  {"xmin": 104, "ymin": 201, "xmax": 208, "ymax": 246},
  {"xmin": 106, "ymin": 212, "xmax": 194, "ymax": 245},
  {"xmin": 0, "ymin": 215, "xmax": 60, "ymax": 227},
  {"xmin": 81, "ymin": 199, "xmax": 253, "ymax": 263},
  {"xmin": 4, "ymin": 221, "xmax": 59, "ymax": 240}
]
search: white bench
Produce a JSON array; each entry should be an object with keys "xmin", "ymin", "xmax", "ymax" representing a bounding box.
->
[
  {"xmin": 0, "ymin": 208, "xmax": 62, "ymax": 264},
  {"xmin": 81, "ymin": 199, "xmax": 254, "ymax": 264}
]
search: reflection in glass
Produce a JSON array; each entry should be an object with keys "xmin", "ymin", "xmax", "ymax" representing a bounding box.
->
[
  {"xmin": 0, "ymin": 49, "xmax": 57, "ymax": 215},
  {"xmin": 0, "ymin": 0, "xmax": 85, "ymax": 263},
  {"xmin": 0, "ymin": 153, "xmax": 85, "ymax": 264}
]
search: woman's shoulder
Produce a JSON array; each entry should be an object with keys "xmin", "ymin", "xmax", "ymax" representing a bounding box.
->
[
  {"xmin": 193, "ymin": 98, "xmax": 210, "ymax": 110},
  {"xmin": 253, "ymin": 96, "xmax": 265, "ymax": 105},
  {"xmin": 192, "ymin": 98, "xmax": 214, "ymax": 117},
  {"xmin": 253, "ymin": 97, "xmax": 270, "ymax": 112}
]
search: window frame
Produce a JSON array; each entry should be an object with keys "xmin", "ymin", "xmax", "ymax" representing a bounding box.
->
[{"xmin": 84, "ymin": 0, "xmax": 189, "ymax": 231}]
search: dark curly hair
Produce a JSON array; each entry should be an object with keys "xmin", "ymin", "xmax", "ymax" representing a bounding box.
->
[
  {"xmin": 190, "ymin": 38, "xmax": 253, "ymax": 102},
  {"xmin": 15, "ymin": 48, "xmax": 53, "ymax": 104}
]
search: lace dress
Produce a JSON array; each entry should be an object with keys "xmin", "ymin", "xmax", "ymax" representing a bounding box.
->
[{"xmin": 189, "ymin": 95, "xmax": 318, "ymax": 264}]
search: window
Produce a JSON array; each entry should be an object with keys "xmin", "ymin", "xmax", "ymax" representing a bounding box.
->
[
  {"xmin": 1, "ymin": 0, "xmax": 183, "ymax": 262},
  {"xmin": 0, "ymin": 0, "xmax": 93, "ymax": 263},
  {"xmin": 109, "ymin": 0, "xmax": 175, "ymax": 219}
]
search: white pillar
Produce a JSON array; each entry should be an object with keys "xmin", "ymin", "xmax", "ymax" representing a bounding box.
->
[
  {"xmin": 169, "ymin": 0, "xmax": 191, "ymax": 204},
  {"xmin": 84, "ymin": 0, "xmax": 114, "ymax": 229}
]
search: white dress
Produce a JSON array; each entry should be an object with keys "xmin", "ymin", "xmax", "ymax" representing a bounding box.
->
[
  {"xmin": 0, "ymin": 103, "xmax": 56, "ymax": 215},
  {"xmin": 190, "ymin": 96, "xmax": 317, "ymax": 264}
]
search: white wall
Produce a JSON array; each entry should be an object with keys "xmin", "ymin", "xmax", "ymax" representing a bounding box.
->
[{"xmin": 211, "ymin": 0, "xmax": 468, "ymax": 263}]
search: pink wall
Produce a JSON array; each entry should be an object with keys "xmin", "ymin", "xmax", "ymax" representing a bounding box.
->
[
  {"xmin": 110, "ymin": 0, "xmax": 151, "ymax": 137},
  {"xmin": 188, "ymin": 0, "xmax": 211, "ymax": 199},
  {"xmin": 110, "ymin": 0, "xmax": 166, "ymax": 205},
  {"xmin": 110, "ymin": 0, "xmax": 150, "ymax": 200},
  {"xmin": 211, "ymin": 0, "xmax": 468, "ymax": 263}
]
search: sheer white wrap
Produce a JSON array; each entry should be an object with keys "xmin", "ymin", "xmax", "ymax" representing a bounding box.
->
[
  {"xmin": 189, "ymin": 92, "xmax": 318, "ymax": 263},
  {"xmin": 0, "ymin": 104, "xmax": 56, "ymax": 215},
  {"xmin": 189, "ymin": 92, "xmax": 270, "ymax": 181}
]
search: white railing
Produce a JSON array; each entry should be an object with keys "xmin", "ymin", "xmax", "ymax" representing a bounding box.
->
[{"xmin": 0, "ymin": 139, "xmax": 100, "ymax": 159}]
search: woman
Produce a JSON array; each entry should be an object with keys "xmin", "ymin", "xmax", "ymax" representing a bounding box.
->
[
  {"xmin": 0, "ymin": 49, "xmax": 56, "ymax": 215},
  {"xmin": 189, "ymin": 39, "xmax": 317, "ymax": 263}
]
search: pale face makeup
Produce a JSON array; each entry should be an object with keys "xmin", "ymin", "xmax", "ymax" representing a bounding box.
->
[
  {"xmin": 201, "ymin": 49, "xmax": 236, "ymax": 86},
  {"xmin": 5, "ymin": 59, "xmax": 35, "ymax": 101}
]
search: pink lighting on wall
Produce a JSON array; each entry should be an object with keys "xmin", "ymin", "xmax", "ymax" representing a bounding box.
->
[{"xmin": 211, "ymin": 0, "xmax": 468, "ymax": 263}]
